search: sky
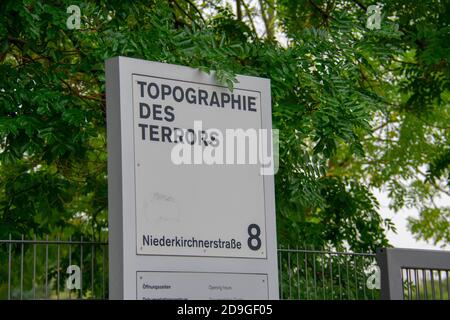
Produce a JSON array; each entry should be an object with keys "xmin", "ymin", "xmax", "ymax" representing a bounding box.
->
[{"xmin": 375, "ymin": 189, "xmax": 449, "ymax": 251}]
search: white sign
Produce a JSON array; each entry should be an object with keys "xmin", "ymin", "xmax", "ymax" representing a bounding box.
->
[
  {"xmin": 106, "ymin": 56, "xmax": 278, "ymax": 300},
  {"xmin": 133, "ymin": 74, "xmax": 267, "ymax": 258},
  {"xmin": 137, "ymin": 272, "xmax": 268, "ymax": 300}
]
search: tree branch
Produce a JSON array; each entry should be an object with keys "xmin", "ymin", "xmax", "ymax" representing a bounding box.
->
[
  {"xmin": 241, "ymin": 0, "xmax": 258, "ymax": 36},
  {"xmin": 180, "ymin": 0, "xmax": 206, "ymax": 24},
  {"xmin": 258, "ymin": 0, "xmax": 276, "ymax": 40},
  {"xmin": 308, "ymin": 0, "xmax": 333, "ymax": 24},
  {"xmin": 236, "ymin": 0, "xmax": 243, "ymax": 21},
  {"xmin": 351, "ymin": 0, "xmax": 367, "ymax": 11}
]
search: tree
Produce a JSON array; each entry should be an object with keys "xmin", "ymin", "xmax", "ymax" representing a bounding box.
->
[
  {"xmin": 1, "ymin": 0, "xmax": 447, "ymax": 252},
  {"xmin": 264, "ymin": 0, "xmax": 450, "ymax": 247}
]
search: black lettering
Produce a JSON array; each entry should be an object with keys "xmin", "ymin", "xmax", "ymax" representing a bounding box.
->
[
  {"xmin": 138, "ymin": 123, "xmax": 148, "ymax": 140},
  {"xmin": 186, "ymin": 88, "xmax": 197, "ymax": 104},
  {"xmin": 200, "ymin": 130, "xmax": 208, "ymax": 146},
  {"xmin": 161, "ymin": 126, "xmax": 172, "ymax": 143},
  {"xmin": 139, "ymin": 102, "xmax": 151, "ymax": 119},
  {"xmin": 209, "ymin": 91, "xmax": 220, "ymax": 107},
  {"xmin": 231, "ymin": 94, "xmax": 241, "ymax": 110},
  {"xmin": 248, "ymin": 96, "xmax": 257, "ymax": 112},
  {"xmin": 147, "ymin": 83, "xmax": 159, "ymax": 99},
  {"xmin": 247, "ymin": 224, "xmax": 262, "ymax": 251},
  {"xmin": 152, "ymin": 104, "xmax": 163, "ymax": 121},
  {"xmin": 149, "ymin": 125, "xmax": 159, "ymax": 141},
  {"xmin": 143, "ymin": 235, "xmax": 150, "ymax": 246},
  {"xmin": 161, "ymin": 84, "xmax": 172, "ymax": 100},
  {"xmin": 198, "ymin": 89, "xmax": 208, "ymax": 105},
  {"xmin": 173, "ymin": 127, "xmax": 184, "ymax": 143},
  {"xmin": 186, "ymin": 129, "xmax": 196, "ymax": 145},
  {"xmin": 137, "ymin": 81, "xmax": 147, "ymax": 97},
  {"xmin": 221, "ymin": 92, "xmax": 230, "ymax": 108},
  {"xmin": 209, "ymin": 131, "xmax": 219, "ymax": 147},
  {"xmin": 164, "ymin": 105, "xmax": 175, "ymax": 122},
  {"xmin": 173, "ymin": 86, "xmax": 184, "ymax": 102}
]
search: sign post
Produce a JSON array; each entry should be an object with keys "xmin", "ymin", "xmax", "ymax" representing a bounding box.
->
[{"xmin": 106, "ymin": 56, "xmax": 278, "ymax": 300}]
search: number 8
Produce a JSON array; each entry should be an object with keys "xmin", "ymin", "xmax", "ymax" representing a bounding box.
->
[{"xmin": 247, "ymin": 224, "xmax": 262, "ymax": 251}]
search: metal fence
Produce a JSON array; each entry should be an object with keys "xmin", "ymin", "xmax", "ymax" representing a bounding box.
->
[
  {"xmin": 1, "ymin": 237, "xmax": 448, "ymax": 300},
  {"xmin": 1, "ymin": 237, "xmax": 381, "ymax": 300},
  {"xmin": 0, "ymin": 236, "xmax": 108, "ymax": 300},
  {"xmin": 278, "ymin": 247, "xmax": 380, "ymax": 300}
]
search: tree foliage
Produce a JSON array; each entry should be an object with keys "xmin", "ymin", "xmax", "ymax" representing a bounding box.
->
[{"xmin": 0, "ymin": 0, "xmax": 448, "ymax": 250}]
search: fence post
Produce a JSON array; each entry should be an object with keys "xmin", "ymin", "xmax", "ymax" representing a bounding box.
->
[
  {"xmin": 376, "ymin": 248, "xmax": 403, "ymax": 300},
  {"xmin": 376, "ymin": 247, "xmax": 450, "ymax": 300}
]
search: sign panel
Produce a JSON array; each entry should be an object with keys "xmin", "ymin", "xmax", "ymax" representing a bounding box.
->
[
  {"xmin": 133, "ymin": 74, "xmax": 266, "ymax": 258},
  {"xmin": 137, "ymin": 272, "xmax": 268, "ymax": 300},
  {"xmin": 106, "ymin": 56, "xmax": 278, "ymax": 299}
]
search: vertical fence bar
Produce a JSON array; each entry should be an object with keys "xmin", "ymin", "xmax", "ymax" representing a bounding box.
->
[
  {"xmin": 69, "ymin": 236, "xmax": 72, "ymax": 300},
  {"xmin": 354, "ymin": 255, "xmax": 359, "ymax": 300},
  {"xmin": 0, "ymin": 242, "xmax": 1, "ymax": 298},
  {"xmin": 80, "ymin": 236, "xmax": 83, "ymax": 299},
  {"xmin": 447, "ymin": 271, "xmax": 450, "ymax": 301},
  {"xmin": 414, "ymin": 269, "xmax": 420, "ymax": 299},
  {"xmin": 329, "ymin": 252, "xmax": 333, "ymax": 300},
  {"xmin": 20, "ymin": 234, "xmax": 24, "ymax": 300},
  {"xmin": 287, "ymin": 246, "xmax": 291, "ymax": 299},
  {"xmin": 57, "ymin": 235, "xmax": 60, "ymax": 300},
  {"xmin": 33, "ymin": 235, "xmax": 36, "ymax": 299},
  {"xmin": 346, "ymin": 256, "xmax": 350, "ymax": 299},
  {"xmin": 8, "ymin": 234, "xmax": 12, "ymax": 300},
  {"xmin": 402, "ymin": 269, "xmax": 407, "ymax": 299},
  {"xmin": 296, "ymin": 248, "xmax": 300, "ymax": 299},
  {"xmin": 438, "ymin": 271, "xmax": 443, "ymax": 300},
  {"xmin": 278, "ymin": 248, "xmax": 282, "ymax": 299},
  {"xmin": 361, "ymin": 255, "xmax": 366, "ymax": 300},
  {"xmin": 430, "ymin": 269, "xmax": 436, "ymax": 300},
  {"xmin": 338, "ymin": 257, "xmax": 342, "ymax": 300},
  {"xmin": 422, "ymin": 269, "xmax": 428, "ymax": 300},
  {"xmin": 304, "ymin": 248, "xmax": 309, "ymax": 300},
  {"xmin": 45, "ymin": 235, "xmax": 48, "ymax": 299},
  {"xmin": 91, "ymin": 240, "xmax": 95, "ymax": 299},
  {"xmin": 312, "ymin": 248, "xmax": 317, "ymax": 300},
  {"xmin": 102, "ymin": 244, "xmax": 106, "ymax": 299},
  {"xmin": 370, "ymin": 256, "xmax": 375, "ymax": 300},
  {"xmin": 277, "ymin": 248, "xmax": 280, "ymax": 299},
  {"xmin": 321, "ymin": 252, "xmax": 325, "ymax": 299},
  {"xmin": 371, "ymin": 268, "xmax": 374, "ymax": 301},
  {"xmin": 409, "ymin": 269, "xmax": 415, "ymax": 300},
  {"xmin": 406, "ymin": 268, "xmax": 411, "ymax": 300}
]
